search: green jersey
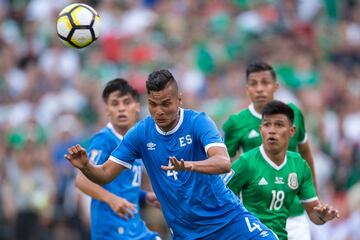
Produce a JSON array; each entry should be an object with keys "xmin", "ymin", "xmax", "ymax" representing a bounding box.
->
[
  {"xmin": 222, "ymin": 102, "xmax": 307, "ymax": 216},
  {"xmin": 227, "ymin": 146, "xmax": 317, "ymax": 240}
]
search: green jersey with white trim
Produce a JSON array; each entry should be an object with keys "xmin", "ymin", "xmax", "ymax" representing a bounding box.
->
[
  {"xmin": 227, "ymin": 146, "xmax": 317, "ymax": 240},
  {"xmin": 222, "ymin": 102, "xmax": 307, "ymax": 217}
]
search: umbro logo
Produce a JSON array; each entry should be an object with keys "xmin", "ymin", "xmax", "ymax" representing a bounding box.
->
[
  {"xmin": 248, "ymin": 129, "xmax": 260, "ymax": 139},
  {"xmin": 258, "ymin": 177, "xmax": 268, "ymax": 185},
  {"xmin": 260, "ymin": 231, "xmax": 269, "ymax": 237},
  {"xmin": 147, "ymin": 142, "xmax": 156, "ymax": 150}
]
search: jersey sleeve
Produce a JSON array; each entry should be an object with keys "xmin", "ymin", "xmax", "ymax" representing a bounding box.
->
[
  {"xmin": 87, "ymin": 133, "xmax": 113, "ymax": 165},
  {"xmin": 222, "ymin": 115, "xmax": 240, "ymax": 158},
  {"xmin": 290, "ymin": 104, "xmax": 307, "ymax": 144},
  {"xmin": 227, "ymin": 155, "xmax": 250, "ymax": 196},
  {"xmin": 195, "ymin": 112, "xmax": 226, "ymax": 153},
  {"xmin": 298, "ymin": 160, "xmax": 317, "ymax": 203},
  {"xmin": 109, "ymin": 125, "xmax": 141, "ymax": 169}
]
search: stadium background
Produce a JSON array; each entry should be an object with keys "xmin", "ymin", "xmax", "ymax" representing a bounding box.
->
[{"xmin": 0, "ymin": 0, "xmax": 359, "ymax": 239}]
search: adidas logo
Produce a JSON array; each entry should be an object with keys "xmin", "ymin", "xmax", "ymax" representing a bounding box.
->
[
  {"xmin": 258, "ymin": 177, "xmax": 268, "ymax": 185},
  {"xmin": 147, "ymin": 142, "xmax": 156, "ymax": 150},
  {"xmin": 248, "ymin": 129, "xmax": 260, "ymax": 139}
]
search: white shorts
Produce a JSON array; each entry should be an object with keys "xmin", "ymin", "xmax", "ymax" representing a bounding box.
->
[{"xmin": 286, "ymin": 214, "xmax": 311, "ymax": 240}]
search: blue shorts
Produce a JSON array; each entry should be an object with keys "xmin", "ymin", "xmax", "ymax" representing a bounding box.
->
[{"xmin": 198, "ymin": 213, "xmax": 278, "ymax": 240}]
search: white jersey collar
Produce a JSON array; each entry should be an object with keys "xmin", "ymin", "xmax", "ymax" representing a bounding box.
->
[
  {"xmin": 260, "ymin": 145, "xmax": 287, "ymax": 171},
  {"xmin": 248, "ymin": 103, "xmax": 262, "ymax": 119},
  {"xmin": 107, "ymin": 122, "xmax": 123, "ymax": 140},
  {"xmin": 155, "ymin": 108, "xmax": 184, "ymax": 135}
]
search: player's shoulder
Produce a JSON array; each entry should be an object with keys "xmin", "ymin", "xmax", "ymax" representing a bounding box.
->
[
  {"xmin": 91, "ymin": 126, "xmax": 117, "ymax": 144},
  {"xmin": 243, "ymin": 146, "xmax": 261, "ymax": 157},
  {"xmin": 238, "ymin": 147, "xmax": 260, "ymax": 163},
  {"xmin": 286, "ymin": 150, "xmax": 306, "ymax": 164},
  {"xmin": 223, "ymin": 108, "xmax": 250, "ymax": 126},
  {"xmin": 184, "ymin": 108, "xmax": 211, "ymax": 123},
  {"xmin": 133, "ymin": 116, "xmax": 151, "ymax": 130},
  {"xmin": 287, "ymin": 102, "xmax": 303, "ymax": 114},
  {"xmin": 230, "ymin": 108, "xmax": 250, "ymax": 119},
  {"xmin": 135, "ymin": 115, "xmax": 159, "ymax": 137},
  {"xmin": 88, "ymin": 126, "xmax": 119, "ymax": 152},
  {"xmin": 233, "ymin": 147, "xmax": 259, "ymax": 169},
  {"xmin": 185, "ymin": 108, "xmax": 204, "ymax": 117}
]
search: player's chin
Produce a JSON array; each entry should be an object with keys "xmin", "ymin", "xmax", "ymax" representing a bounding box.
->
[
  {"xmin": 155, "ymin": 119, "xmax": 169, "ymax": 127},
  {"xmin": 254, "ymin": 97, "xmax": 268, "ymax": 103},
  {"xmin": 265, "ymin": 141, "xmax": 280, "ymax": 151},
  {"xmin": 115, "ymin": 121, "xmax": 130, "ymax": 129}
]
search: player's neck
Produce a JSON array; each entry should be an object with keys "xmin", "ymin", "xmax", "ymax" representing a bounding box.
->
[
  {"xmin": 159, "ymin": 108, "xmax": 180, "ymax": 132},
  {"xmin": 253, "ymin": 103, "xmax": 265, "ymax": 114},
  {"xmin": 265, "ymin": 149, "xmax": 286, "ymax": 166},
  {"xmin": 113, "ymin": 125, "xmax": 129, "ymax": 136}
]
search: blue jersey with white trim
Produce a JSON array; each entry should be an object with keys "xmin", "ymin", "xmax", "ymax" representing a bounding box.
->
[
  {"xmin": 88, "ymin": 123, "xmax": 155, "ymax": 240},
  {"xmin": 110, "ymin": 109, "xmax": 250, "ymax": 239}
]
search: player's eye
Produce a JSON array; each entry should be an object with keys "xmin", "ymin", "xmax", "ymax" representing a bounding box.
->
[
  {"xmin": 262, "ymin": 122, "xmax": 270, "ymax": 127},
  {"xmin": 248, "ymin": 81, "xmax": 257, "ymax": 87},
  {"xmin": 261, "ymin": 80, "xmax": 271, "ymax": 86},
  {"xmin": 111, "ymin": 100, "xmax": 118, "ymax": 106},
  {"xmin": 275, "ymin": 122, "xmax": 284, "ymax": 128},
  {"xmin": 162, "ymin": 102, "xmax": 171, "ymax": 107}
]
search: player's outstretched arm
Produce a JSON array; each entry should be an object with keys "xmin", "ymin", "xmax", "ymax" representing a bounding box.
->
[
  {"xmin": 65, "ymin": 144, "xmax": 125, "ymax": 185},
  {"xmin": 75, "ymin": 172, "xmax": 137, "ymax": 220},
  {"xmin": 303, "ymin": 200, "xmax": 340, "ymax": 225},
  {"xmin": 161, "ymin": 146, "xmax": 231, "ymax": 174}
]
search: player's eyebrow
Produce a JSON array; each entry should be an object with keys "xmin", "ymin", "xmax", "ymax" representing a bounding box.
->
[{"xmin": 148, "ymin": 97, "xmax": 171, "ymax": 104}]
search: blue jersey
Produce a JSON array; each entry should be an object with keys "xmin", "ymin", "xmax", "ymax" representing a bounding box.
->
[
  {"xmin": 88, "ymin": 123, "xmax": 157, "ymax": 240},
  {"xmin": 110, "ymin": 109, "xmax": 266, "ymax": 239}
]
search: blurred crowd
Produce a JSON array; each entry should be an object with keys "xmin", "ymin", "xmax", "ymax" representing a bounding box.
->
[{"xmin": 0, "ymin": 0, "xmax": 359, "ymax": 239}]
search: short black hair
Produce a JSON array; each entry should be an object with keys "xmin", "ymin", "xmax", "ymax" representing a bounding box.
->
[
  {"xmin": 246, "ymin": 61, "xmax": 276, "ymax": 81},
  {"xmin": 261, "ymin": 100, "xmax": 294, "ymax": 125},
  {"xmin": 102, "ymin": 78, "xmax": 140, "ymax": 103},
  {"xmin": 146, "ymin": 69, "xmax": 178, "ymax": 94}
]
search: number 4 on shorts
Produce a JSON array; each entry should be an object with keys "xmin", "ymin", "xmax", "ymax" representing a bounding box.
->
[{"xmin": 245, "ymin": 217, "xmax": 263, "ymax": 232}]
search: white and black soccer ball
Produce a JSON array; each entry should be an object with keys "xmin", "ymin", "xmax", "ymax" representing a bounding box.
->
[{"xmin": 56, "ymin": 3, "xmax": 101, "ymax": 49}]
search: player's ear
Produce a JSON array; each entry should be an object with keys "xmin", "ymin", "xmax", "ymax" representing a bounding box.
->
[
  {"xmin": 289, "ymin": 125, "xmax": 296, "ymax": 137},
  {"xmin": 178, "ymin": 92, "xmax": 183, "ymax": 106},
  {"xmin": 274, "ymin": 81, "xmax": 280, "ymax": 91},
  {"xmin": 246, "ymin": 81, "xmax": 251, "ymax": 97},
  {"xmin": 104, "ymin": 105, "xmax": 110, "ymax": 117},
  {"xmin": 135, "ymin": 101, "xmax": 141, "ymax": 113}
]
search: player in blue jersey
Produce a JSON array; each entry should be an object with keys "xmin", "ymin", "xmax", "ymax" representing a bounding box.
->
[
  {"xmin": 75, "ymin": 78, "xmax": 160, "ymax": 240},
  {"xmin": 66, "ymin": 69, "xmax": 278, "ymax": 240}
]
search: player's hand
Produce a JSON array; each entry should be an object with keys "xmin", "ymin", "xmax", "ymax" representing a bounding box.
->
[
  {"xmin": 106, "ymin": 194, "xmax": 137, "ymax": 221},
  {"xmin": 64, "ymin": 144, "xmax": 89, "ymax": 170},
  {"xmin": 161, "ymin": 156, "xmax": 194, "ymax": 171},
  {"xmin": 146, "ymin": 192, "xmax": 160, "ymax": 208},
  {"xmin": 313, "ymin": 203, "xmax": 340, "ymax": 222}
]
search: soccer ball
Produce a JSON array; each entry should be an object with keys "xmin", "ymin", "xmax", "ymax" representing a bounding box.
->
[{"xmin": 56, "ymin": 3, "xmax": 101, "ymax": 49}]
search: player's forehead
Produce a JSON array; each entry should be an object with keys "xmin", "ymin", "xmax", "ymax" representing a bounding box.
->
[
  {"xmin": 107, "ymin": 91, "xmax": 134, "ymax": 101},
  {"xmin": 247, "ymin": 70, "xmax": 274, "ymax": 82},
  {"xmin": 262, "ymin": 114, "xmax": 289, "ymax": 123},
  {"xmin": 147, "ymin": 85, "xmax": 177, "ymax": 103}
]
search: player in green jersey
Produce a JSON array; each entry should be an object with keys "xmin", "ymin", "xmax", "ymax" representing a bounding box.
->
[
  {"xmin": 227, "ymin": 100, "xmax": 339, "ymax": 240},
  {"xmin": 222, "ymin": 61, "xmax": 315, "ymax": 240}
]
